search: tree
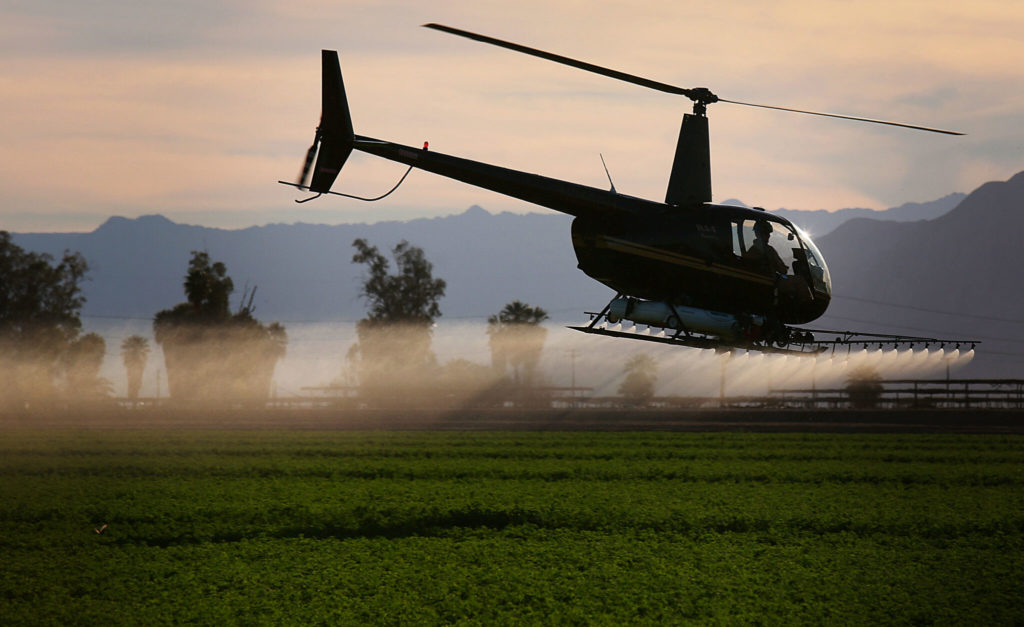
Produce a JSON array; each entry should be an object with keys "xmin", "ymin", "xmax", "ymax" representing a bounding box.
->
[
  {"xmin": 347, "ymin": 239, "xmax": 446, "ymax": 405},
  {"xmin": 121, "ymin": 335, "xmax": 150, "ymax": 400},
  {"xmin": 63, "ymin": 333, "xmax": 110, "ymax": 399},
  {"xmin": 487, "ymin": 301, "xmax": 549, "ymax": 386},
  {"xmin": 153, "ymin": 251, "xmax": 286, "ymax": 402},
  {"xmin": 845, "ymin": 365, "xmax": 884, "ymax": 408},
  {"xmin": 0, "ymin": 231, "xmax": 91, "ymax": 406},
  {"xmin": 619, "ymin": 354, "xmax": 658, "ymax": 407},
  {"xmin": 351, "ymin": 239, "xmax": 446, "ymax": 325},
  {"xmin": 182, "ymin": 251, "xmax": 233, "ymax": 320}
]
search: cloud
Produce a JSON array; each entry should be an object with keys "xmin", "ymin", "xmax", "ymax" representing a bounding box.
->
[
  {"xmin": 2, "ymin": 1, "xmax": 1023, "ymax": 231},
  {"xmin": 4, "ymin": 0, "xmax": 246, "ymax": 54}
]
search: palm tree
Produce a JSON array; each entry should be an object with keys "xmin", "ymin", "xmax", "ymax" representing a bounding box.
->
[
  {"xmin": 488, "ymin": 300, "xmax": 549, "ymax": 327},
  {"xmin": 121, "ymin": 335, "xmax": 150, "ymax": 401},
  {"xmin": 487, "ymin": 301, "xmax": 549, "ymax": 385}
]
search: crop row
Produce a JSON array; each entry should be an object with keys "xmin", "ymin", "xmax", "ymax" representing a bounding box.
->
[
  {"xmin": 4, "ymin": 474, "xmax": 1023, "ymax": 551},
  {"xmin": 5, "ymin": 529, "xmax": 1022, "ymax": 624},
  {"xmin": 2, "ymin": 429, "xmax": 1022, "ymax": 624},
  {"xmin": 5, "ymin": 430, "xmax": 1022, "ymax": 458}
]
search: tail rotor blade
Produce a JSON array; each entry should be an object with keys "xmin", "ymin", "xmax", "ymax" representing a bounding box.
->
[{"xmin": 297, "ymin": 136, "xmax": 320, "ymax": 187}]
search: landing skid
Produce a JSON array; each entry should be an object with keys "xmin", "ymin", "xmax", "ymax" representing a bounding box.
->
[{"xmin": 572, "ymin": 309, "xmax": 980, "ymax": 357}]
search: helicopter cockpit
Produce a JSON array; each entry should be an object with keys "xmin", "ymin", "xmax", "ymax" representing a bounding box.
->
[{"xmin": 730, "ymin": 216, "xmax": 832, "ymax": 299}]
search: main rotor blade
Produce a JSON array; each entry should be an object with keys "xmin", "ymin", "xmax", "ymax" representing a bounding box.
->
[
  {"xmin": 424, "ymin": 23, "xmax": 964, "ymax": 136},
  {"xmin": 423, "ymin": 23, "xmax": 700, "ymax": 99},
  {"xmin": 719, "ymin": 98, "xmax": 965, "ymax": 135}
]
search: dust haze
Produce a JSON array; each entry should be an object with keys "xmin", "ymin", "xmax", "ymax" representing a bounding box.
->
[{"xmin": 82, "ymin": 321, "xmax": 970, "ymax": 406}]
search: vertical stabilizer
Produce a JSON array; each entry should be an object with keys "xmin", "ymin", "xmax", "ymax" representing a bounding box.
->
[
  {"xmin": 664, "ymin": 113, "xmax": 711, "ymax": 207},
  {"xmin": 309, "ymin": 50, "xmax": 355, "ymax": 193}
]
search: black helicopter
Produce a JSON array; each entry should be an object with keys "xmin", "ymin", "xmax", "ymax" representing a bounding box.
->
[{"xmin": 282, "ymin": 24, "xmax": 973, "ymax": 355}]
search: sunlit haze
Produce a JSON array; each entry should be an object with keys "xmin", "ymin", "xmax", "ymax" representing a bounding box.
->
[
  {"xmin": 2, "ymin": 1, "xmax": 1023, "ymax": 232},
  {"xmin": 89, "ymin": 319, "xmax": 974, "ymax": 402}
]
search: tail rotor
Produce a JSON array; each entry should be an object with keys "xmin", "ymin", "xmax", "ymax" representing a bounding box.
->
[
  {"xmin": 280, "ymin": 50, "xmax": 355, "ymax": 198},
  {"xmin": 296, "ymin": 132, "xmax": 321, "ymax": 189}
]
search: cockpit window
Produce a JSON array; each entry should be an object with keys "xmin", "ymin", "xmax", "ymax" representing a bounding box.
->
[
  {"xmin": 731, "ymin": 219, "xmax": 832, "ymax": 296},
  {"xmin": 732, "ymin": 218, "xmax": 796, "ymax": 275},
  {"xmin": 796, "ymin": 227, "xmax": 832, "ymax": 294}
]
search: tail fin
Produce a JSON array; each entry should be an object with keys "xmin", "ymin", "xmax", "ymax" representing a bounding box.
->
[
  {"xmin": 309, "ymin": 50, "xmax": 355, "ymax": 193},
  {"xmin": 664, "ymin": 113, "xmax": 711, "ymax": 207}
]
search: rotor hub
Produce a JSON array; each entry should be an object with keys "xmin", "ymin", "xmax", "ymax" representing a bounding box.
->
[{"xmin": 689, "ymin": 87, "xmax": 718, "ymax": 116}]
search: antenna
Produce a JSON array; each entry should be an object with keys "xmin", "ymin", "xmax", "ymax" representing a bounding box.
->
[{"xmin": 600, "ymin": 153, "xmax": 617, "ymax": 193}]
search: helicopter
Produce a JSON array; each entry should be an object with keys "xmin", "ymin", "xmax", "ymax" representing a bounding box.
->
[{"xmin": 281, "ymin": 24, "xmax": 975, "ymax": 356}]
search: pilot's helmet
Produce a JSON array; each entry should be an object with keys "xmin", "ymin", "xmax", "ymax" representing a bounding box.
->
[{"xmin": 754, "ymin": 220, "xmax": 773, "ymax": 237}]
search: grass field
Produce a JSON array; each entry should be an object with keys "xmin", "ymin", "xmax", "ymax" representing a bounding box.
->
[{"xmin": 2, "ymin": 430, "xmax": 1023, "ymax": 624}]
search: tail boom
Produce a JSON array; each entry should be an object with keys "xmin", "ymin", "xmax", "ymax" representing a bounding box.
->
[
  {"xmin": 297, "ymin": 50, "xmax": 660, "ymax": 220},
  {"xmin": 352, "ymin": 135, "xmax": 658, "ymax": 219}
]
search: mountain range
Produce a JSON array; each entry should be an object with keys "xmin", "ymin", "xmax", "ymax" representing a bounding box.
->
[
  {"xmin": 10, "ymin": 172, "xmax": 1024, "ymax": 378},
  {"xmin": 13, "ymin": 207, "xmax": 601, "ymax": 324},
  {"xmin": 766, "ymin": 193, "xmax": 966, "ymax": 237},
  {"xmin": 813, "ymin": 171, "xmax": 1024, "ymax": 377}
]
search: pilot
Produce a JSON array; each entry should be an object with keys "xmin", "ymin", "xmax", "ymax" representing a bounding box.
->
[
  {"xmin": 747, "ymin": 220, "xmax": 814, "ymax": 305},
  {"xmin": 746, "ymin": 220, "xmax": 788, "ymax": 275}
]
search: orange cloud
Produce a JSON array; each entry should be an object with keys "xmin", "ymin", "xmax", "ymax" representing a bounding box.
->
[{"xmin": 1, "ymin": 1, "xmax": 1021, "ymax": 231}]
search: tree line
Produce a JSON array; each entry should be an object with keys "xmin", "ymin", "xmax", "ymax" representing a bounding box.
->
[
  {"xmin": 343, "ymin": 238, "xmax": 552, "ymax": 407},
  {"xmin": 0, "ymin": 232, "xmax": 287, "ymax": 408},
  {"xmin": 0, "ymin": 231, "xmax": 559, "ymax": 409},
  {"xmin": 0, "ymin": 232, "xmax": 107, "ymax": 405}
]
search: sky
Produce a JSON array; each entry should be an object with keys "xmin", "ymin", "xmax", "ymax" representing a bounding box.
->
[{"xmin": 2, "ymin": 0, "xmax": 1023, "ymax": 232}]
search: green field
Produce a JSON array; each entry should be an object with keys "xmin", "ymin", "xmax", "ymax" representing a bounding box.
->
[{"xmin": 2, "ymin": 430, "xmax": 1023, "ymax": 624}]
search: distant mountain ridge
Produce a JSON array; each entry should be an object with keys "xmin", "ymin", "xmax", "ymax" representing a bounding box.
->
[
  {"xmin": 813, "ymin": 171, "xmax": 1024, "ymax": 377},
  {"xmin": 13, "ymin": 206, "xmax": 604, "ymax": 324},
  {"xmin": 720, "ymin": 193, "xmax": 966, "ymax": 237},
  {"xmin": 10, "ymin": 191, "xmax": 966, "ymax": 324},
  {"xmin": 818, "ymin": 171, "xmax": 1024, "ymax": 309}
]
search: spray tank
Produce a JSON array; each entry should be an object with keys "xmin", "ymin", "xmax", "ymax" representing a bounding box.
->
[{"xmin": 606, "ymin": 296, "xmax": 765, "ymax": 342}]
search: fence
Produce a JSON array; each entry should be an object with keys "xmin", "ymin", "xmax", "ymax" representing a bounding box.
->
[
  {"xmin": 100, "ymin": 379, "xmax": 1024, "ymax": 411},
  {"xmin": 768, "ymin": 379, "xmax": 1024, "ymax": 409}
]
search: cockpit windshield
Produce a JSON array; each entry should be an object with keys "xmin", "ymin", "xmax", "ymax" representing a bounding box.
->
[
  {"xmin": 730, "ymin": 217, "xmax": 832, "ymax": 295},
  {"xmin": 795, "ymin": 227, "xmax": 832, "ymax": 295}
]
